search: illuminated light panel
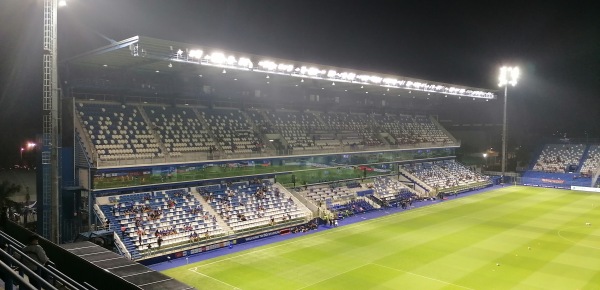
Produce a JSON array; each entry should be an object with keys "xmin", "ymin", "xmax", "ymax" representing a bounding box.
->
[
  {"xmin": 160, "ymin": 45, "xmax": 496, "ymax": 99},
  {"xmin": 498, "ymin": 66, "xmax": 520, "ymax": 87},
  {"xmin": 208, "ymin": 52, "xmax": 226, "ymax": 64},
  {"xmin": 188, "ymin": 49, "xmax": 203, "ymax": 59},
  {"xmin": 238, "ymin": 57, "xmax": 253, "ymax": 68}
]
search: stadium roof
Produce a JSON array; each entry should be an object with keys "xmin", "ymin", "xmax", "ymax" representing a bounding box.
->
[{"xmin": 65, "ymin": 36, "xmax": 496, "ymax": 99}]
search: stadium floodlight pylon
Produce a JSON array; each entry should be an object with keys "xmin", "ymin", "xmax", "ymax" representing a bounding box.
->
[
  {"xmin": 498, "ymin": 66, "xmax": 520, "ymax": 182},
  {"xmin": 42, "ymin": 0, "xmax": 63, "ymax": 243}
]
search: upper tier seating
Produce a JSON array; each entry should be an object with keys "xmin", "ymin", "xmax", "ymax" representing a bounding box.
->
[
  {"xmin": 246, "ymin": 109, "xmax": 277, "ymax": 134},
  {"xmin": 75, "ymin": 100, "xmax": 458, "ymax": 163},
  {"xmin": 533, "ymin": 144, "xmax": 585, "ymax": 172},
  {"xmin": 77, "ymin": 102, "xmax": 162, "ymax": 161},
  {"xmin": 201, "ymin": 108, "xmax": 262, "ymax": 154},
  {"xmin": 319, "ymin": 112, "xmax": 381, "ymax": 146},
  {"xmin": 269, "ymin": 110, "xmax": 325, "ymax": 151},
  {"xmin": 145, "ymin": 105, "xmax": 215, "ymax": 156},
  {"xmin": 376, "ymin": 114, "xmax": 453, "ymax": 145}
]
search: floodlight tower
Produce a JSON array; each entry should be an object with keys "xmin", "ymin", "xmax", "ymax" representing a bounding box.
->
[
  {"xmin": 42, "ymin": 0, "xmax": 64, "ymax": 243},
  {"xmin": 498, "ymin": 66, "xmax": 520, "ymax": 182}
]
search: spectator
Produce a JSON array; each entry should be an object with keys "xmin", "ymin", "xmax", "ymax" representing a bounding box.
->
[
  {"xmin": 157, "ymin": 237, "xmax": 163, "ymax": 249},
  {"xmin": 21, "ymin": 235, "xmax": 50, "ymax": 288}
]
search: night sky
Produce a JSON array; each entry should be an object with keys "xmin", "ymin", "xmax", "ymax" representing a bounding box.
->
[{"xmin": 0, "ymin": 0, "xmax": 598, "ymax": 167}]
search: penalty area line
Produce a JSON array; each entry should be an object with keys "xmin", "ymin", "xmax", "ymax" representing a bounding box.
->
[{"xmin": 188, "ymin": 267, "xmax": 241, "ymax": 289}]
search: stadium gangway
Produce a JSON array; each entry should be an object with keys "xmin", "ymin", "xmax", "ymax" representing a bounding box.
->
[
  {"xmin": 0, "ymin": 247, "xmax": 57, "ymax": 290},
  {"xmin": 7, "ymin": 244, "xmax": 88, "ymax": 290}
]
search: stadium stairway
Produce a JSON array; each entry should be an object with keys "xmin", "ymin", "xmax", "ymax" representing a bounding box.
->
[
  {"xmin": 398, "ymin": 168, "xmax": 434, "ymax": 194},
  {"xmin": 577, "ymin": 144, "xmax": 591, "ymax": 172},
  {"xmin": 99, "ymin": 205, "xmax": 142, "ymax": 259},
  {"xmin": 192, "ymin": 108, "xmax": 224, "ymax": 153},
  {"xmin": 137, "ymin": 105, "xmax": 169, "ymax": 156},
  {"xmin": 273, "ymin": 183, "xmax": 313, "ymax": 218},
  {"xmin": 527, "ymin": 143, "xmax": 546, "ymax": 170},
  {"xmin": 190, "ymin": 188, "xmax": 233, "ymax": 233},
  {"xmin": 429, "ymin": 116, "xmax": 459, "ymax": 145},
  {"xmin": 390, "ymin": 176, "xmax": 422, "ymax": 197}
]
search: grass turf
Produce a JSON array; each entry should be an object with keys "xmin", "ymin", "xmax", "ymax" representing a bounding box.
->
[{"xmin": 162, "ymin": 186, "xmax": 600, "ymax": 289}]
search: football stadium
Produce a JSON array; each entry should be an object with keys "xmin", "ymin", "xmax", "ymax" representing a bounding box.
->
[{"xmin": 0, "ymin": 1, "xmax": 599, "ymax": 290}]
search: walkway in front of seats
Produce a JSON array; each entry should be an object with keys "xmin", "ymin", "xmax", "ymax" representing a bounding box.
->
[{"xmin": 150, "ymin": 184, "xmax": 507, "ymax": 272}]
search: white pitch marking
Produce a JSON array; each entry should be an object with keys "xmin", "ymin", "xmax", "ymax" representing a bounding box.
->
[{"xmin": 188, "ymin": 268, "xmax": 241, "ymax": 289}]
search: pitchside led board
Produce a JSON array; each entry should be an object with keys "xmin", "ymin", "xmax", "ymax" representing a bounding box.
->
[{"xmin": 91, "ymin": 148, "xmax": 454, "ymax": 189}]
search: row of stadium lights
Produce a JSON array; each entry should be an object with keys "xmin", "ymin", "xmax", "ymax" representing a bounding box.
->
[
  {"xmin": 256, "ymin": 74, "xmax": 488, "ymax": 101},
  {"xmin": 163, "ymin": 48, "xmax": 495, "ymax": 100}
]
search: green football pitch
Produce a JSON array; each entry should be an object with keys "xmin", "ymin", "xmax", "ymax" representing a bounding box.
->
[{"xmin": 162, "ymin": 186, "xmax": 600, "ymax": 289}]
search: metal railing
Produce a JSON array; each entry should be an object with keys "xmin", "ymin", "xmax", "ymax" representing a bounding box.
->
[{"xmin": 93, "ymin": 141, "xmax": 460, "ymax": 168}]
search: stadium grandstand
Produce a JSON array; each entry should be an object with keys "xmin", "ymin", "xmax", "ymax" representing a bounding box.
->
[
  {"xmin": 22, "ymin": 34, "xmax": 600, "ymax": 289},
  {"xmin": 65, "ymin": 35, "xmax": 497, "ymax": 251},
  {"xmin": 3, "ymin": 0, "xmax": 599, "ymax": 288},
  {"xmin": 521, "ymin": 141, "xmax": 600, "ymax": 189},
  {"xmin": 0, "ymin": 35, "xmax": 499, "ymax": 288}
]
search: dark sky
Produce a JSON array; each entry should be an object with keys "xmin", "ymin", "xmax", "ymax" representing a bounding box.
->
[{"xmin": 0, "ymin": 0, "xmax": 599, "ymax": 167}]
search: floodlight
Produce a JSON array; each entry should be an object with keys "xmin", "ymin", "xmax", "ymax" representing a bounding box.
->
[
  {"xmin": 188, "ymin": 49, "xmax": 203, "ymax": 59},
  {"xmin": 259, "ymin": 60, "xmax": 277, "ymax": 70},
  {"xmin": 498, "ymin": 66, "xmax": 519, "ymax": 87},
  {"xmin": 498, "ymin": 65, "xmax": 521, "ymax": 180},
  {"xmin": 307, "ymin": 67, "xmax": 321, "ymax": 76},
  {"xmin": 327, "ymin": 70, "xmax": 337, "ymax": 78},
  {"xmin": 383, "ymin": 78, "xmax": 397, "ymax": 86},
  {"xmin": 238, "ymin": 57, "xmax": 253, "ymax": 68},
  {"xmin": 58, "ymin": 0, "xmax": 67, "ymax": 7},
  {"xmin": 357, "ymin": 75, "xmax": 370, "ymax": 82},
  {"xmin": 226, "ymin": 56, "xmax": 237, "ymax": 65},
  {"xmin": 210, "ymin": 52, "xmax": 226, "ymax": 64},
  {"xmin": 345, "ymin": 72, "xmax": 356, "ymax": 81},
  {"xmin": 369, "ymin": 76, "xmax": 382, "ymax": 84},
  {"xmin": 277, "ymin": 63, "xmax": 293, "ymax": 72}
]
